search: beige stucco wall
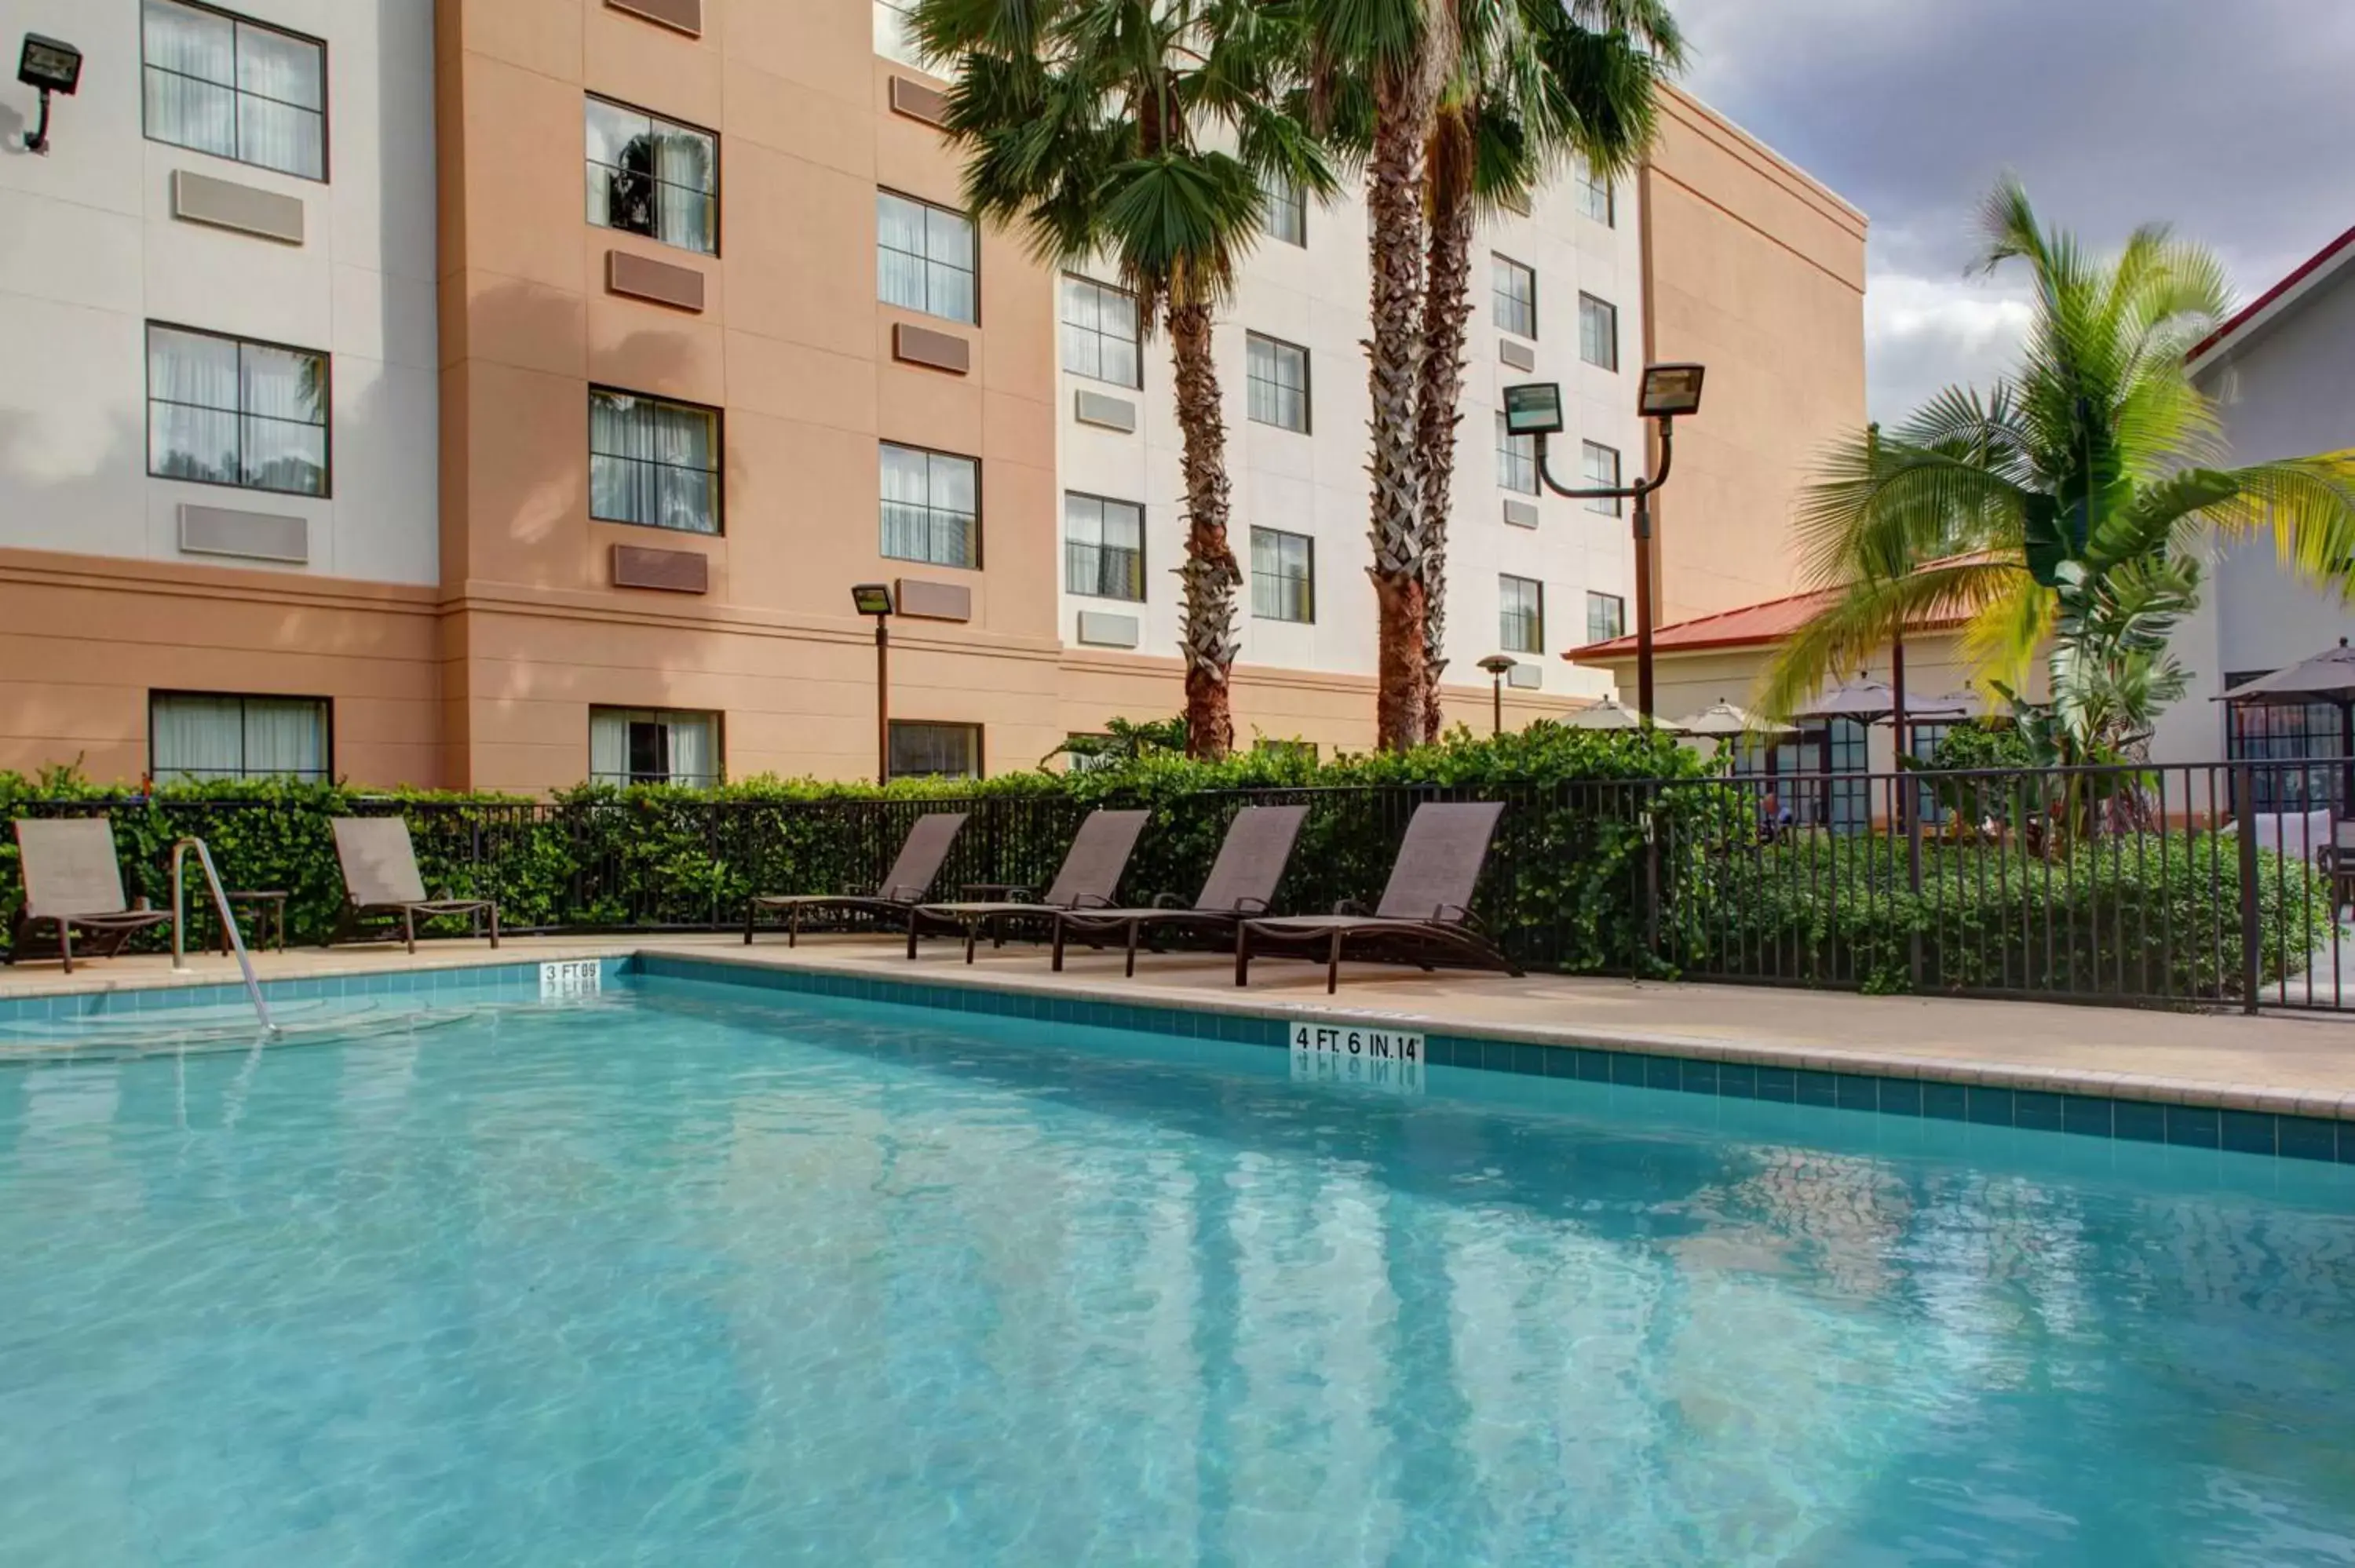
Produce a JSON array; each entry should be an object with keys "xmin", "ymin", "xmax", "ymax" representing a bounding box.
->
[{"xmin": 1639, "ymin": 87, "xmax": 1868, "ymax": 625}]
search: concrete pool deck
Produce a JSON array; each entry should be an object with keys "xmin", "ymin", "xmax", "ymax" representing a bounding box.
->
[{"xmin": 3, "ymin": 932, "xmax": 2352, "ymax": 1121}]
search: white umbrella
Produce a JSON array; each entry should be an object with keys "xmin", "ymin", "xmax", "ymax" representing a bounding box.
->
[
  {"xmin": 1676, "ymin": 699, "xmax": 1792, "ymax": 738},
  {"xmin": 1561, "ymin": 694, "xmax": 1663, "ymax": 731},
  {"xmin": 2214, "ymin": 638, "xmax": 2355, "ymax": 702}
]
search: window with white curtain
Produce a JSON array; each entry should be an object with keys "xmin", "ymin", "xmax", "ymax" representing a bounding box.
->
[
  {"xmin": 151, "ymin": 692, "xmax": 330, "ymax": 782},
  {"xmin": 1496, "ymin": 412, "xmax": 1537, "ymax": 495},
  {"xmin": 1579, "ymin": 164, "xmax": 1615, "ymax": 228},
  {"xmin": 1499, "ymin": 574, "xmax": 1545, "ymax": 654},
  {"xmin": 1060, "ymin": 276, "xmax": 1141, "ymax": 388},
  {"xmin": 878, "ymin": 191, "xmax": 977, "ymax": 324},
  {"xmin": 590, "ymin": 707, "xmax": 721, "ymax": 787},
  {"xmin": 585, "ymin": 96, "xmax": 718, "ymax": 256},
  {"xmin": 1581, "ymin": 439, "xmax": 1623, "ymax": 516},
  {"xmin": 1492, "ymin": 255, "xmax": 1536, "ymax": 338},
  {"xmin": 1247, "ymin": 333, "xmax": 1309, "ymax": 432},
  {"xmin": 590, "ymin": 389, "xmax": 720, "ymax": 534},
  {"xmin": 889, "ymin": 721, "xmax": 981, "ymax": 780},
  {"xmin": 1064, "ymin": 492, "xmax": 1145, "ymax": 600},
  {"xmin": 1579, "ymin": 292, "xmax": 1619, "ymax": 371},
  {"xmin": 1250, "ymin": 527, "xmax": 1314, "ymax": 622},
  {"xmin": 1586, "ymin": 590, "xmax": 1626, "ymax": 644},
  {"xmin": 147, "ymin": 323, "xmax": 328, "ymax": 497},
  {"xmin": 142, "ymin": 0, "xmax": 326, "ymax": 181},
  {"xmin": 1261, "ymin": 170, "xmax": 1305, "ymax": 246},
  {"xmin": 882, "ymin": 443, "xmax": 979, "ymax": 567}
]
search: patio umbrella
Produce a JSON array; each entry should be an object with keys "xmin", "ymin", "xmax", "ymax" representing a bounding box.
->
[
  {"xmin": 2214, "ymin": 638, "xmax": 2355, "ymax": 702},
  {"xmin": 1561, "ymin": 695, "xmax": 1663, "ymax": 731},
  {"xmin": 1676, "ymin": 700, "xmax": 1791, "ymax": 738},
  {"xmin": 1794, "ymin": 673, "xmax": 1973, "ymax": 724}
]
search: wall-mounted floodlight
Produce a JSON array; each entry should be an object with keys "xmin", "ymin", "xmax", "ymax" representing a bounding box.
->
[
  {"xmin": 1638, "ymin": 363, "xmax": 1707, "ymax": 420},
  {"xmin": 18, "ymin": 34, "xmax": 82, "ymax": 155},
  {"xmin": 852, "ymin": 584, "xmax": 896, "ymax": 782},
  {"xmin": 851, "ymin": 582, "xmax": 896, "ymax": 618},
  {"xmin": 1502, "ymin": 381, "xmax": 1565, "ymax": 437}
]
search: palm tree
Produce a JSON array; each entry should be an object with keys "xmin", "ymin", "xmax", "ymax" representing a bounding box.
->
[
  {"xmin": 1411, "ymin": 0, "xmax": 1678, "ymax": 740},
  {"xmin": 1761, "ymin": 180, "xmax": 2355, "ymax": 768},
  {"xmin": 913, "ymin": 0, "xmax": 1331, "ymax": 760}
]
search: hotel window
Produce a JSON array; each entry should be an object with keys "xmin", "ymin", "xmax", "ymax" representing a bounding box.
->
[
  {"xmin": 590, "ymin": 707, "xmax": 721, "ymax": 788},
  {"xmin": 882, "ymin": 443, "xmax": 979, "ymax": 568},
  {"xmin": 1579, "ymin": 164, "xmax": 1615, "ymax": 227},
  {"xmin": 1586, "ymin": 590, "xmax": 1626, "ymax": 644},
  {"xmin": 1496, "ymin": 413, "xmax": 1538, "ymax": 496},
  {"xmin": 1247, "ymin": 333, "xmax": 1309, "ymax": 432},
  {"xmin": 1064, "ymin": 493, "xmax": 1145, "ymax": 601},
  {"xmin": 1251, "ymin": 527, "xmax": 1315, "ymax": 622},
  {"xmin": 585, "ymin": 97, "xmax": 718, "ymax": 257},
  {"xmin": 1499, "ymin": 574, "xmax": 1545, "ymax": 655},
  {"xmin": 2226, "ymin": 681, "xmax": 2349, "ymax": 812},
  {"xmin": 151, "ymin": 692, "xmax": 330, "ymax": 782},
  {"xmin": 590, "ymin": 389, "xmax": 721, "ymax": 534},
  {"xmin": 1493, "ymin": 254, "xmax": 1537, "ymax": 339},
  {"xmin": 1261, "ymin": 170, "xmax": 1306, "ymax": 246},
  {"xmin": 1061, "ymin": 276, "xmax": 1141, "ymax": 388},
  {"xmin": 889, "ymin": 720, "xmax": 982, "ymax": 780},
  {"xmin": 141, "ymin": 0, "xmax": 326, "ymax": 181},
  {"xmin": 878, "ymin": 191, "xmax": 977, "ymax": 325},
  {"xmin": 147, "ymin": 323, "xmax": 328, "ymax": 498},
  {"xmin": 1582, "ymin": 440, "xmax": 1623, "ymax": 516},
  {"xmin": 874, "ymin": 0, "xmax": 922, "ymax": 67},
  {"xmin": 1579, "ymin": 292, "xmax": 1619, "ymax": 371}
]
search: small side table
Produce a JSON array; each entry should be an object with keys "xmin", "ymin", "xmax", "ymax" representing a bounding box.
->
[{"xmin": 213, "ymin": 890, "xmax": 290, "ymax": 955}]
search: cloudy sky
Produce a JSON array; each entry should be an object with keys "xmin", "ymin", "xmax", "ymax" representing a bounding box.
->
[{"xmin": 1670, "ymin": 0, "xmax": 2355, "ymax": 421}]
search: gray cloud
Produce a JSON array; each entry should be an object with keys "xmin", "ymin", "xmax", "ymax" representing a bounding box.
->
[{"xmin": 1669, "ymin": 0, "xmax": 2355, "ymax": 418}]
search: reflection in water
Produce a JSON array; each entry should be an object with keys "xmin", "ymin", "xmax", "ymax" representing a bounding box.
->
[{"xmin": 0, "ymin": 986, "xmax": 2350, "ymax": 1565}]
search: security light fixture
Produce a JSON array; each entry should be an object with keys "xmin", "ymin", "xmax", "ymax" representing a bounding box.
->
[
  {"xmin": 17, "ymin": 33, "xmax": 81, "ymax": 155},
  {"xmin": 852, "ymin": 585, "xmax": 896, "ymax": 782},
  {"xmin": 1475, "ymin": 654, "xmax": 1519, "ymax": 676},
  {"xmin": 1638, "ymin": 362, "xmax": 1706, "ymax": 420},
  {"xmin": 851, "ymin": 583, "xmax": 896, "ymax": 618},
  {"xmin": 1476, "ymin": 655, "xmax": 1519, "ymax": 736},
  {"xmin": 1501, "ymin": 381, "xmax": 1565, "ymax": 437}
]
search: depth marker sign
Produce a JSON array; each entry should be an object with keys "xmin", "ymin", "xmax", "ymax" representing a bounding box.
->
[{"xmin": 1289, "ymin": 1020, "xmax": 1427, "ymax": 1095}]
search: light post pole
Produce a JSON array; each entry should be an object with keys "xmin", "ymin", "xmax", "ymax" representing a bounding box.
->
[
  {"xmin": 1503, "ymin": 364, "xmax": 1706, "ymax": 727},
  {"xmin": 851, "ymin": 583, "xmax": 895, "ymax": 785},
  {"xmin": 1476, "ymin": 654, "xmax": 1517, "ymax": 736}
]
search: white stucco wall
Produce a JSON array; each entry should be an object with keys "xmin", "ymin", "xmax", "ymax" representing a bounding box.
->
[{"xmin": 0, "ymin": 0, "xmax": 438, "ymax": 585}]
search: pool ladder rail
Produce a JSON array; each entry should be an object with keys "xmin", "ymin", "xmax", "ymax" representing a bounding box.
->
[{"xmin": 170, "ymin": 837, "xmax": 279, "ymax": 1037}]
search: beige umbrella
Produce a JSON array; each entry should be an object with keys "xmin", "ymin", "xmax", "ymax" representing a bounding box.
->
[
  {"xmin": 1676, "ymin": 699, "xmax": 1792, "ymax": 738},
  {"xmin": 1561, "ymin": 694, "xmax": 1663, "ymax": 731},
  {"xmin": 1795, "ymin": 673, "xmax": 1973, "ymax": 724},
  {"xmin": 2214, "ymin": 638, "xmax": 2355, "ymax": 702}
]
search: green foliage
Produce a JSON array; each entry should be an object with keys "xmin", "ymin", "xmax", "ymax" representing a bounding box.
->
[{"xmin": 1043, "ymin": 715, "xmax": 1188, "ymax": 770}]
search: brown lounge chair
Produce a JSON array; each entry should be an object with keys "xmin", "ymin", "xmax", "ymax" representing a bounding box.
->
[
  {"xmin": 6, "ymin": 819, "xmax": 173, "ymax": 974},
  {"xmin": 910, "ymin": 808, "xmax": 1150, "ymax": 962},
  {"xmin": 744, "ymin": 811, "xmax": 968, "ymax": 946},
  {"xmin": 328, "ymin": 816, "xmax": 500, "ymax": 954},
  {"xmin": 1050, "ymin": 804, "xmax": 1309, "ymax": 976},
  {"xmin": 1235, "ymin": 800, "xmax": 1520, "ymax": 993}
]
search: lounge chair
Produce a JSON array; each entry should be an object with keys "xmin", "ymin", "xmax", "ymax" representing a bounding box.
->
[
  {"xmin": 1235, "ymin": 800, "xmax": 1519, "ymax": 993},
  {"xmin": 1050, "ymin": 804, "xmax": 1308, "ymax": 976},
  {"xmin": 328, "ymin": 816, "xmax": 499, "ymax": 954},
  {"xmin": 6, "ymin": 819, "xmax": 173, "ymax": 974},
  {"xmin": 744, "ymin": 811, "xmax": 968, "ymax": 946},
  {"xmin": 909, "ymin": 808, "xmax": 1149, "ymax": 962}
]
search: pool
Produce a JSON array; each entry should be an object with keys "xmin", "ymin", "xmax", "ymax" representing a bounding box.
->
[{"xmin": 2, "ymin": 969, "xmax": 2353, "ymax": 1565}]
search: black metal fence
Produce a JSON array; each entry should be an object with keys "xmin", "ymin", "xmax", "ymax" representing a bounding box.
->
[{"xmin": 5, "ymin": 759, "xmax": 2349, "ymax": 1013}]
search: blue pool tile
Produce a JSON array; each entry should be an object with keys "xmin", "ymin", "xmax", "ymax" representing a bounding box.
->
[
  {"xmin": 1795, "ymin": 1070, "xmax": 1838, "ymax": 1107},
  {"xmin": 2275, "ymin": 1118, "xmax": 2337, "ymax": 1163},
  {"xmin": 1836, "ymin": 1074, "xmax": 1881, "ymax": 1112},
  {"xmin": 1542, "ymin": 1044, "xmax": 1576, "ymax": 1078},
  {"xmin": 1967, "ymin": 1087, "xmax": 2016, "ymax": 1126},
  {"xmin": 1678, "ymin": 1059, "xmax": 1718, "ymax": 1095},
  {"xmin": 1754, "ymin": 1066, "xmax": 1796, "ymax": 1103},
  {"xmin": 2165, "ymin": 1105, "xmax": 2221, "ymax": 1149},
  {"xmin": 1422, "ymin": 1038, "xmax": 1457, "ymax": 1069},
  {"xmin": 1514, "ymin": 1044, "xmax": 1549, "ymax": 1078},
  {"xmin": 1575, "ymin": 1049, "xmax": 1612, "ymax": 1082},
  {"xmin": 2218, "ymin": 1110, "xmax": 2276, "ymax": 1157},
  {"xmin": 2061, "ymin": 1096, "xmax": 2115, "ymax": 1137},
  {"xmin": 2113, "ymin": 1100, "xmax": 2168, "ymax": 1143},
  {"xmin": 2014, "ymin": 1092, "xmax": 2064, "ymax": 1132},
  {"xmin": 1716, "ymin": 1062, "xmax": 1758, "ymax": 1099},
  {"xmin": 1644, "ymin": 1056, "xmax": 1681, "ymax": 1091},
  {"xmin": 1922, "ymin": 1083, "xmax": 1970, "ymax": 1121},
  {"xmin": 1878, "ymin": 1079, "xmax": 1922, "ymax": 1117},
  {"xmin": 1611, "ymin": 1052, "xmax": 1648, "ymax": 1087}
]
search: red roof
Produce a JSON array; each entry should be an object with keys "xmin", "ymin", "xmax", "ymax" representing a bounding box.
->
[
  {"xmin": 1565, "ymin": 584, "xmax": 1965, "ymax": 662},
  {"xmin": 2185, "ymin": 222, "xmax": 2355, "ymax": 369}
]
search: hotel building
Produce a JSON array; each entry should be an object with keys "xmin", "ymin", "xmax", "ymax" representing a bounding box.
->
[{"xmin": 0, "ymin": 0, "xmax": 1864, "ymax": 792}]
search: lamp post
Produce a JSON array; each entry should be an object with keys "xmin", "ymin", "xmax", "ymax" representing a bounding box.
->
[
  {"xmin": 1504, "ymin": 363, "xmax": 1705, "ymax": 727},
  {"xmin": 16, "ymin": 34, "xmax": 82, "ymax": 155},
  {"xmin": 1476, "ymin": 654, "xmax": 1517, "ymax": 736},
  {"xmin": 852, "ymin": 583, "xmax": 895, "ymax": 785}
]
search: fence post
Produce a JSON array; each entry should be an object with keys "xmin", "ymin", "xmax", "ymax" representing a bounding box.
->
[
  {"xmin": 2234, "ymin": 764, "xmax": 2261, "ymax": 1015},
  {"xmin": 1641, "ymin": 782, "xmax": 1660, "ymax": 971}
]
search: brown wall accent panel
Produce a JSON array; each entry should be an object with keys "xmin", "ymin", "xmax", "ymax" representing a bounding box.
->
[
  {"xmin": 893, "ymin": 323, "xmax": 972, "ymax": 375},
  {"xmin": 179, "ymin": 504, "xmax": 309, "ymax": 563},
  {"xmin": 170, "ymin": 170, "xmax": 305, "ymax": 246},
  {"xmin": 607, "ymin": 249, "xmax": 707, "ymax": 312},
  {"xmin": 612, "ymin": 544, "xmax": 710, "ymax": 593},
  {"xmin": 890, "ymin": 77, "xmax": 951, "ymax": 127},
  {"xmin": 895, "ymin": 578, "xmax": 972, "ymax": 622},
  {"xmin": 605, "ymin": 0, "xmax": 702, "ymax": 35}
]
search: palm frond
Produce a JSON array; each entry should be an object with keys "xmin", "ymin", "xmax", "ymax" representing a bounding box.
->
[
  {"xmin": 1753, "ymin": 560, "xmax": 2021, "ymax": 721},
  {"xmin": 2197, "ymin": 454, "xmax": 2355, "ymax": 593}
]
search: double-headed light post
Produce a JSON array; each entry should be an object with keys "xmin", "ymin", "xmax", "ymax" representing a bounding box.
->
[
  {"xmin": 1502, "ymin": 363, "xmax": 1706, "ymax": 727},
  {"xmin": 851, "ymin": 583, "xmax": 895, "ymax": 786}
]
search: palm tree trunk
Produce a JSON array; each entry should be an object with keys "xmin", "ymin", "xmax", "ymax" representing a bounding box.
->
[
  {"xmin": 1169, "ymin": 297, "xmax": 1240, "ymax": 760},
  {"xmin": 1413, "ymin": 106, "xmax": 1477, "ymax": 743},
  {"xmin": 1366, "ymin": 73, "xmax": 1440, "ymax": 753}
]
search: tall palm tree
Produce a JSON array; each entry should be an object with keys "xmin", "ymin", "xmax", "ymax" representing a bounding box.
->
[
  {"xmin": 1412, "ymin": 0, "xmax": 1678, "ymax": 740},
  {"xmin": 914, "ymin": 0, "xmax": 1331, "ymax": 760},
  {"xmin": 1760, "ymin": 180, "xmax": 2355, "ymax": 762}
]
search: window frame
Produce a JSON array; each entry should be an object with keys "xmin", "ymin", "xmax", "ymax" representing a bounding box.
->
[
  {"xmin": 148, "ymin": 689, "xmax": 334, "ymax": 782},
  {"xmin": 584, "ymin": 93, "xmax": 721, "ymax": 259},
  {"xmin": 873, "ymin": 0, "xmax": 926, "ymax": 67},
  {"xmin": 587, "ymin": 705, "xmax": 725, "ymax": 788},
  {"xmin": 876, "ymin": 187, "xmax": 980, "ymax": 327},
  {"xmin": 887, "ymin": 720, "xmax": 984, "ymax": 781},
  {"xmin": 1250, "ymin": 525, "xmax": 1316, "ymax": 624},
  {"xmin": 1261, "ymin": 169, "xmax": 1307, "ymax": 247},
  {"xmin": 1579, "ymin": 292, "xmax": 1619, "ymax": 372},
  {"xmin": 144, "ymin": 319, "xmax": 333, "ymax": 499},
  {"xmin": 1499, "ymin": 574, "xmax": 1546, "ymax": 655},
  {"xmin": 1492, "ymin": 253, "xmax": 1538, "ymax": 340},
  {"xmin": 1062, "ymin": 490, "xmax": 1146, "ymax": 603},
  {"xmin": 1059, "ymin": 274, "xmax": 1143, "ymax": 390},
  {"xmin": 1245, "ymin": 331, "xmax": 1312, "ymax": 434},
  {"xmin": 140, "ymin": 0, "xmax": 331, "ymax": 184},
  {"xmin": 1585, "ymin": 589, "xmax": 1627, "ymax": 645},
  {"xmin": 1496, "ymin": 411, "xmax": 1538, "ymax": 496},
  {"xmin": 1579, "ymin": 165, "xmax": 1615, "ymax": 228},
  {"xmin": 879, "ymin": 439, "xmax": 984, "ymax": 571},
  {"xmin": 1580, "ymin": 439, "xmax": 1623, "ymax": 516},
  {"xmin": 587, "ymin": 385, "xmax": 725, "ymax": 536}
]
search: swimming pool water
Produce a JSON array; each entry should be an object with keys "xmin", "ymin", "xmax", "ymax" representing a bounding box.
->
[{"xmin": 2, "ymin": 974, "xmax": 2352, "ymax": 1565}]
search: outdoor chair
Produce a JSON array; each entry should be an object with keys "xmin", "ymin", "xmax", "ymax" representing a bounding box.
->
[
  {"xmin": 744, "ymin": 811, "xmax": 968, "ymax": 946},
  {"xmin": 327, "ymin": 817, "xmax": 499, "ymax": 954},
  {"xmin": 910, "ymin": 809, "xmax": 1149, "ymax": 963},
  {"xmin": 1050, "ymin": 804, "xmax": 1309, "ymax": 976},
  {"xmin": 1235, "ymin": 801, "xmax": 1520, "ymax": 994},
  {"xmin": 6, "ymin": 819, "xmax": 173, "ymax": 975}
]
